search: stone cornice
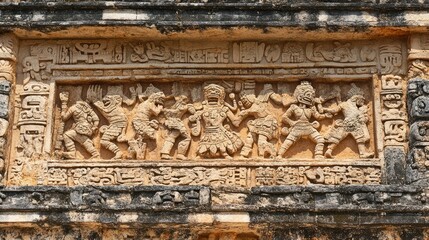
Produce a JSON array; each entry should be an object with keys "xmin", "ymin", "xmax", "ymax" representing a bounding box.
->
[
  {"xmin": 0, "ymin": 185, "xmax": 427, "ymax": 226},
  {"xmin": 1, "ymin": 1, "xmax": 429, "ymax": 32}
]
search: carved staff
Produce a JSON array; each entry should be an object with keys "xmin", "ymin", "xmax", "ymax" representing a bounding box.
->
[{"xmin": 55, "ymin": 92, "xmax": 69, "ymax": 155}]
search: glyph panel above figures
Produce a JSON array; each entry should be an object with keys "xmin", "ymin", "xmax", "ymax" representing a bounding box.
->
[{"xmin": 7, "ymin": 38, "xmax": 409, "ymax": 187}]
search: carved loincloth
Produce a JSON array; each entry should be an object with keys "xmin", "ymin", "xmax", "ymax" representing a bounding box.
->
[
  {"xmin": 198, "ymin": 126, "xmax": 243, "ymax": 157},
  {"xmin": 248, "ymin": 115, "xmax": 278, "ymax": 140}
]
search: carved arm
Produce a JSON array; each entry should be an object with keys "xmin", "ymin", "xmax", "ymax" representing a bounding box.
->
[
  {"xmin": 59, "ymin": 92, "xmax": 70, "ymax": 120},
  {"xmin": 224, "ymin": 93, "xmax": 238, "ymax": 112},
  {"xmin": 312, "ymin": 106, "xmax": 333, "ymax": 120},
  {"xmin": 122, "ymin": 86, "xmax": 138, "ymax": 106},
  {"xmin": 281, "ymin": 105, "xmax": 296, "ymax": 126}
]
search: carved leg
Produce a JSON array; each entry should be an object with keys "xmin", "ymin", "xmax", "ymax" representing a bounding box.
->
[
  {"xmin": 161, "ymin": 130, "xmax": 181, "ymax": 160},
  {"xmin": 221, "ymin": 151, "xmax": 233, "ymax": 160},
  {"xmin": 324, "ymin": 143, "xmax": 337, "ymax": 158},
  {"xmin": 277, "ymin": 139, "xmax": 294, "ymax": 158},
  {"xmin": 240, "ymin": 132, "xmax": 255, "ymax": 158},
  {"xmin": 160, "ymin": 140, "xmax": 174, "ymax": 160},
  {"xmin": 309, "ymin": 130, "xmax": 325, "ymax": 159},
  {"xmin": 82, "ymin": 139, "xmax": 100, "ymax": 159},
  {"xmin": 177, "ymin": 135, "xmax": 191, "ymax": 160},
  {"xmin": 100, "ymin": 139, "xmax": 122, "ymax": 159},
  {"xmin": 117, "ymin": 126, "xmax": 128, "ymax": 143},
  {"xmin": 357, "ymin": 143, "xmax": 374, "ymax": 158},
  {"xmin": 258, "ymin": 135, "xmax": 275, "ymax": 158},
  {"xmin": 314, "ymin": 142, "xmax": 325, "ymax": 159},
  {"xmin": 62, "ymin": 131, "xmax": 77, "ymax": 159}
]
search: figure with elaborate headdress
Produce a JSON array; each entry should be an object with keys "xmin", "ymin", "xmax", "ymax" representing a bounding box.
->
[
  {"xmin": 87, "ymin": 85, "xmax": 136, "ymax": 159},
  {"xmin": 324, "ymin": 84, "xmax": 374, "ymax": 158},
  {"xmin": 129, "ymin": 84, "xmax": 165, "ymax": 159},
  {"xmin": 189, "ymin": 84, "xmax": 243, "ymax": 159},
  {"xmin": 59, "ymin": 90, "xmax": 100, "ymax": 159},
  {"xmin": 278, "ymin": 81, "xmax": 333, "ymax": 159},
  {"xmin": 160, "ymin": 85, "xmax": 195, "ymax": 160},
  {"xmin": 237, "ymin": 84, "xmax": 288, "ymax": 158}
]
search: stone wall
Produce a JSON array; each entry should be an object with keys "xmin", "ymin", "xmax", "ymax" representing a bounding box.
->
[{"xmin": 0, "ymin": 1, "xmax": 429, "ymax": 239}]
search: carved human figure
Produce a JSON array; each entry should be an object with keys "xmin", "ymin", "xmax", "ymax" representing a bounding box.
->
[
  {"xmin": 161, "ymin": 95, "xmax": 195, "ymax": 160},
  {"xmin": 87, "ymin": 85, "xmax": 136, "ymax": 159},
  {"xmin": 130, "ymin": 84, "xmax": 165, "ymax": 159},
  {"xmin": 237, "ymin": 84, "xmax": 287, "ymax": 158},
  {"xmin": 59, "ymin": 91, "xmax": 100, "ymax": 159},
  {"xmin": 189, "ymin": 84, "xmax": 243, "ymax": 159},
  {"xmin": 278, "ymin": 81, "xmax": 332, "ymax": 159},
  {"xmin": 324, "ymin": 84, "xmax": 374, "ymax": 158}
]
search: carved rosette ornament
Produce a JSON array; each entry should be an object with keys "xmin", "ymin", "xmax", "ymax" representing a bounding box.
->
[{"xmin": 0, "ymin": 34, "xmax": 17, "ymax": 185}]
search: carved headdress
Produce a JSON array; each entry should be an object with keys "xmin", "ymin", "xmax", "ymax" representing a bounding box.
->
[
  {"xmin": 347, "ymin": 83, "xmax": 365, "ymax": 99},
  {"xmin": 204, "ymin": 84, "xmax": 226, "ymax": 105},
  {"xmin": 139, "ymin": 84, "xmax": 165, "ymax": 102},
  {"xmin": 106, "ymin": 85, "xmax": 123, "ymax": 96}
]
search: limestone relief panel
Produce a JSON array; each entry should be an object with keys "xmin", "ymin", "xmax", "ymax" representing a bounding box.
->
[
  {"xmin": 52, "ymin": 81, "xmax": 376, "ymax": 161},
  {"xmin": 7, "ymin": 38, "xmax": 403, "ymax": 187}
]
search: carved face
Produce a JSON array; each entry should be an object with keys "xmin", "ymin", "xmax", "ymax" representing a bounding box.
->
[
  {"xmin": 175, "ymin": 95, "xmax": 189, "ymax": 104},
  {"xmin": 353, "ymin": 95, "xmax": 365, "ymax": 107},
  {"xmin": 148, "ymin": 92, "xmax": 165, "ymax": 115},
  {"xmin": 240, "ymin": 93, "xmax": 256, "ymax": 109},
  {"xmin": 204, "ymin": 84, "xmax": 225, "ymax": 106},
  {"xmin": 102, "ymin": 95, "xmax": 122, "ymax": 108},
  {"xmin": 294, "ymin": 81, "xmax": 315, "ymax": 106}
]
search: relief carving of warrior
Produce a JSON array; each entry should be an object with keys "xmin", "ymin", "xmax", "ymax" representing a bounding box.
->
[
  {"xmin": 161, "ymin": 94, "xmax": 195, "ymax": 160},
  {"xmin": 278, "ymin": 81, "xmax": 333, "ymax": 159},
  {"xmin": 237, "ymin": 84, "xmax": 286, "ymax": 158},
  {"xmin": 189, "ymin": 84, "xmax": 243, "ymax": 159},
  {"xmin": 129, "ymin": 84, "xmax": 165, "ymax": 159},
  {"xmin": 324, "ymin": 84, "xmax": 374, "ymax": 158},
  {"xmin": 87, "ymin": 85, "xmax": 136, "ymax": 159},
  {"xmin": 59, "ymin": 91, "xmax": 100, "ymax": 159}
]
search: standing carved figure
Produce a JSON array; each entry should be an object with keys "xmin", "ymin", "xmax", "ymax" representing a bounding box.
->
[
  {"xmin": 60, "ymin": 91, "xmax": 100, "ymax": 159},
  {"xmin": 238, "ymin": 84, "xmax": 286, "ymax": 158},
  {"xmin": 130, "ymin": 84, "xmax": 165, "ymax": 159},
  {"xmin": 278, "ymin": 81, "xmax": 332, "ymax": 159},
  {"xmin": 324, "ymin": 84, "xmax": 374, "ymax": 158},
  {"xmin": 161, "ymin": 95, "xmax": 195, "ymax": 160},
  {"xmin": 189, "ymin": 84, "xmax": 243, "ymax": 159},
  {"xmin": 87, "ymin": 85, "xmax": 136, "ymax": 159}
]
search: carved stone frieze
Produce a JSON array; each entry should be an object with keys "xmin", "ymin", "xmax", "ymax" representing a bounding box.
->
[
  {"xmin": 45, "ymin": 160, "xmax": 381, "ymax": 187},
  {"xmin": 15, "ymin": 39, "xmax": 405, "ymax": 82},
  {"xmin": 49, "ymin": 81, "xmax": 377, "ymax": 162},
  {"xmin": 6, "ymin": 38, "xmax": 404, "ymax": 187}
]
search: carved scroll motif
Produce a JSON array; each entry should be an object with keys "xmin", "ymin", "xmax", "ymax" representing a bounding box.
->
[{"xmin": 46, "ymin": 164, "xmax": 381, "ymax": 187}]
